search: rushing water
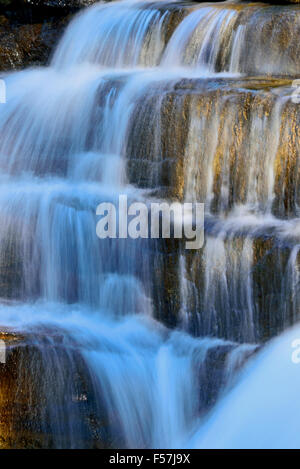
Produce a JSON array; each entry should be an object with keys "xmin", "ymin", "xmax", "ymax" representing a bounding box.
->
[
  {"xmin": 0, "ymin": 0, "xmax": 299, "ymax": 448},
  {"xmin": 189, "ymin": 323, "xmax": 300, "ymax": 449}
]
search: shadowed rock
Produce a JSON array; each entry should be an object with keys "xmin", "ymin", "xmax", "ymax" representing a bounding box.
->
[
  {"xmin": 0, "ymin": 328, "xmax": 111, "ymax": 448},
  {"xmin": 0, "ymin": 325, "xmax": 257, "ymax": 448},
  {"xmin": 0, "ymin": 12, "xmax": 71, "ymax": 69}
]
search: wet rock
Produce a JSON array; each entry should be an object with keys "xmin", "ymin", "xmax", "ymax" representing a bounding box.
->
[
  {"xmin": 0, "ymin": 235, "xmax": 22, "ymax": 299},
  {"xmin": 0, "ymin": 326, "xmax": 258, "ymax": 448},
  {"xmin": 127, "ymin": 77, "xmax": 300, "ymax": 216},
  {"xmin": 126, "ymin": 77, "xmax": 300, "ymax": 341},
  {"xmin": 197, "ymin": 343, "xmax": 258, "ymax": 412},
  {"xmin": 126, "ymin": 89, "xmax": 191, "ymax": 201},
  {"xmin": 150, "ymin": 238, "xmax": 182, "ymax": 327},
  {"xmin": 166, "ymin": 4, "xmax": 300, "ymax": 76},
  {"xmin": 182, "ymin": 225, "xmax": 300, "ymax": 344},
  {"xmin": 0, "ymin": 0, "xmax": 99, "ymax": 71},
  {"xmin": 0, "ymin": 13, "xmax": 70, "ymax": 69},
  {"xmin": 0, "ymin": 329, "xmax": 112, "ymax": 448}
]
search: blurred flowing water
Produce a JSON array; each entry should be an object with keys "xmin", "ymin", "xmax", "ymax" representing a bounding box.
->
[{"xmin": 0, "ymin": 0, "xmax": 299, "ymax": 448}]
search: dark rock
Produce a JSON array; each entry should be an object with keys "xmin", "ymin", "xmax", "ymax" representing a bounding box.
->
[
  {"xmin": 0, "ymin": 0, "xmax": 99, "ymax": 70},
  {"xmin": 0, "ymin": 328, "xmax": 110, "ymax": 448},
  {"xmin": 0, "ymin": 14, "xmax": 71, "ymax": 69}
]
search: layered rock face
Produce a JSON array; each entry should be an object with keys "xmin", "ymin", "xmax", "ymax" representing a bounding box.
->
[
  {"xmin": 0, "ymin": 327, "xmax": 257, "ymax": 448},
  {"xmin": 121, "ymin": 3, "xmax": 300, "ymax": 344},
  {"xmin": 128, "ymin": 76, "xmax": 300, "ymax": 343},
  {"xmin": 0, "ymin": 329, "xmax": 111, "ymax": 449},
  {"xmin": 1, "ymin": 1, "xmax": 300, "ymax": 71}
]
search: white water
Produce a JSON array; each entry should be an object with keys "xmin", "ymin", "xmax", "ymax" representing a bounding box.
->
[
  {"xmin": 163, "ymin": 7, "xmax": 239, "ymax": 71},
  {"xmin": 189, "ymin": 323, "xmax": 300, "ymax": 449},
  {"xmin": 0, "ymin": 0, "xmax": 299, "ymax": 448}
]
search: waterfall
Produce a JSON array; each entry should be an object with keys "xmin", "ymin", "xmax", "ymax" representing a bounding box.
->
[
  {"xmin": 162, "ymin": 3, "xmax": 300, "ymax": 75},
  {"xmin": 0, "ymin": 0, "xmax": 299, "ymax": 449},
  {"xmin": 188, "ymin": 323, "xmax": 300, "ymax": 449}
]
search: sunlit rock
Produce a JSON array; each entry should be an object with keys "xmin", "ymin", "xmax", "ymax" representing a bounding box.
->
[{"xmin": 127, "ymin": 77, "xmax": 300, "ymax": 217}]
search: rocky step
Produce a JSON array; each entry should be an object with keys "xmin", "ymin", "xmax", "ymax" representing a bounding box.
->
[
  {"xmin": 127, "ymin": 76, "xmax": 300, "ymax": 217},
  {"xmin": 147, "ymin": 214, "xmax": 300, "ymax": 343},
  {"xmin": 0, "ymin": 12, "xmax": 71, "ymax": 70},
  {"xmin": 0, "ymin": 324, "xmax": 257, "ymax": 448}
]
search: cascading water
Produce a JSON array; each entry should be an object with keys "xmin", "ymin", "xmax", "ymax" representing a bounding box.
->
[
  {"xmin": 162, "ymin": 3, "xmax": 300, "ymax": 75},
  {"xmin": 0, "ymin": 0, "xmax": 299, "ymax": 449},
  {"xmin": 188, "ymin": 323, "xmax": 300, "ymax": 449}
]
